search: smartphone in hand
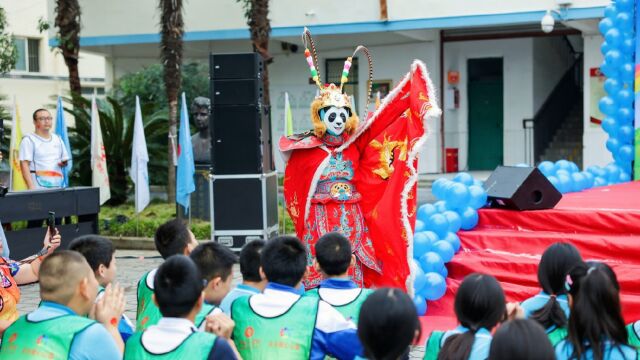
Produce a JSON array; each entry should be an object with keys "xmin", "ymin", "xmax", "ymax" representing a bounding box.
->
[{"xmin": 47, "ymin": 211, "xmax": 56, "ymax": 236}]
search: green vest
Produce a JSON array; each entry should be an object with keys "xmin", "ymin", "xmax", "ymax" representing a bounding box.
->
[
  {"xmin": 423, "ymin": 331, "xmax": 444, "ymax": 360},
  {"xmin": 0, "ymin": 313, "xmax": 95, "ymax": 360},
  {"xmin": 232, "ymin": 295, "xmax": 320, "ymax": 360},
  {"xmin": 548, "ymin": 326, "xmax": 568, "ymax": 347},
  {"xmin": 137, "ymin": 270, "xmax": 216, "ymax": 330},
  {"xmin": 124, "ymin": 330, "xmax": 216, "ymax": 359},
  {"xmin": 628, "ymin": 322, "xmax": 640, "ymax": 349},
  {"xmin": 305, "ymin": 287, "xmax": 373, "ymax": 323}
]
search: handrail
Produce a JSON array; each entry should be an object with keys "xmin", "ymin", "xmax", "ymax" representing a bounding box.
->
[{"xmin": 533, "ymin": 54, "xmax": 583, "ymax": 162}]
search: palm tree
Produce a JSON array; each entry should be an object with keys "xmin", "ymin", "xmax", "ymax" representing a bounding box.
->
[
  {"xmin": 237, "ymin": 0, "xmax": 272, "ymax": 106},
  {"xmin": 54, "ymin": 0, "xmax": 82, "ymax": 95},
  {"xmin": 159, "ymin": 0, "xmax": 184, "ymax": 203}
]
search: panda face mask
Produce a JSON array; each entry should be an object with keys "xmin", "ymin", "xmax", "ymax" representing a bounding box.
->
[{"xmin": 321, "ymin": 106, "xmax": 349, "ymax": 136}]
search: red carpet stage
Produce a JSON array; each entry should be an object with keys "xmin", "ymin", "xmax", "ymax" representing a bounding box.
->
[{"xmin": 418, "ymin": 181, "xmax": 640, "ymax": 341}]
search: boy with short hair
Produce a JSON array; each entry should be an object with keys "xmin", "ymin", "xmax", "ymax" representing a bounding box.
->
[
  {"xmin": 0, "ymin": 251, "xmax": 125, "ymax": 359},
  {"xmin": 190, "ymin": 241, "xmax": 239, "ymax": 308},
  {"xmin": 220, "ymin": 239, "xmax": 267, "ymax": 315},
  {"xmin": 124, "ymin": 255, "xmax": 237, "ymax": 359},
  {"xmin": 305, "ymin": 232, "xmax": 373, "ymax": 322},
  {"xmin": 136, "ymin": 219, "xmax": 214, "ymax": 330},
  {"xmin": 231, "ymin": 236, "xmax": 363, "ymax": 359},
  {"xmin": 69, "ymin": 234, "xmax": 136, "ymax": 341}
]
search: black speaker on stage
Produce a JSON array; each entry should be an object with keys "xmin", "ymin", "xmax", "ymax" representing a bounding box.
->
[
  {"xmin": 484, "ymin": 166, "xmax": 562, "ymax": 210},
  {"xmin": 209, "ymin": 52, "xmax": 273, "ymax": 175}
]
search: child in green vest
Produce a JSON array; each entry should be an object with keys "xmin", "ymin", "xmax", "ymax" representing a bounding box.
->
[
  {"xmin": 305, "ymin": 232, "xmax": 373, "ymax": 323},
  {"xmin": 124, "ymin": 255, "xmax": 237, "ymax": 359},
  {"xmin": 69, "ymin": 234, "xmax": 135, "ymax": 341},
  {"xmin": 627, "ymin": 320, "xmax": 640, "ymax": 349},
  {"xmin": 357, "ymin": 288, "xmax": 421, "ymax": 360},
  {"xmin": 189, "ymin": 241, "xmax": 238, "ymax": 309},
  {"xmin": 521, "ymin": 243, "xmax": 583, "ymax": 346},
  {"xmin": 0, "ymin": 250, "xmax": 125, "ymax": 360},
  {"xmin": 136, "ymin": 219, "xmax": 214, "ymax": 330},
  {"xmin": 488, "ymin": 319, "xmax": 555, "ymax": 360},
  {"xmin": 220, "ymin": 240, "xmax": 267, "ymax": 315},
  {"xmin": 230, "ymin": 235, "xmax": 364, "ymax": 359}
]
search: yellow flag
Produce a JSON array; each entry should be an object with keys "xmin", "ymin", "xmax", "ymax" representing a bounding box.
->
[
  {"xmin": 284, "ymin": 92, "xmax": 294, "ymax": 136},
  {"xmin": 9, "ymin": 101, "xmax": 27, "ymax": 191}
]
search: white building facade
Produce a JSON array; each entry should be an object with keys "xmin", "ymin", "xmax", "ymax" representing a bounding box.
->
[{"xmin": 56, "ymin": 0, "xmax": 611, "ymax": 173}]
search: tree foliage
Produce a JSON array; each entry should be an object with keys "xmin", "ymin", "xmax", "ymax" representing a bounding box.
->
[
  {"xmin": 0, "ymin": 6, "xmax": 17, "ymax": 74},
  {"xmin": 63, "ymin": 94, "xmax": 168, "ymax": 205}
]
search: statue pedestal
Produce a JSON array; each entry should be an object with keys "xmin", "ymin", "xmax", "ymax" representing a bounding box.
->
[{"xmin": 178, "ymin": 164, "xmax": 211, "ymax": 221}]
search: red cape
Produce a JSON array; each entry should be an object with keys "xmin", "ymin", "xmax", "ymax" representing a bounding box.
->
[{"xmin": 280, "ymin": 61, "xmax": 441, "ymax": 291}]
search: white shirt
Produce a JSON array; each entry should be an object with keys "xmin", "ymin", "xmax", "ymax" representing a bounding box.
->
[{"xmin": 19, "ymin": 133, "xmax": 69, "ymax": 189}]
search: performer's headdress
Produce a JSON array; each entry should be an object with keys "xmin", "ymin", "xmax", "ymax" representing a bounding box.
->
[{"xmin": 302, "ymin": 28, "xmax": 374, "ymax": 138}]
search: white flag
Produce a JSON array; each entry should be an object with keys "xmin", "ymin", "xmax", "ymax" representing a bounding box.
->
[
  {"xmin": 91, "ymin": 95, "xmax": 111, "ymax": 205},
  {"xmin": 130, "ymin": 96, "xmax": 150, "ymax": 213}
]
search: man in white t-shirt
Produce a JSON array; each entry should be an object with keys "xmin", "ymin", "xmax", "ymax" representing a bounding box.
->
[{"xmin": 19, "ymin": 109, "xmax": 70, "ymax": 190}]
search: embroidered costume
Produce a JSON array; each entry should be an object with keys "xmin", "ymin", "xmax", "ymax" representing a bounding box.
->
[{"xmin": 280, "ymin": 29, "xmax": 441, "ymax": 290}]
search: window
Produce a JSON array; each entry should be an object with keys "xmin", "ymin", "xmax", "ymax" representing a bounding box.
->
[
  {"xmin": 325, "ymin": 58, "xmax": 359, "ymax": 111},
  {"xmin": 12, "ymin": 37, "xmax": 40, "ymax": 72}
]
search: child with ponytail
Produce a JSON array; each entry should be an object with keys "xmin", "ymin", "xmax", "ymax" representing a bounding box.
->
[
  {"xmin": 424, "ymin": 273, "xmax": 515, "ymax": 360},
  {"xmin": 555, "ymin": 262, "xmax": 638, "ymax": 360},
  {"xmin": 521, "ymin": 242, "xmax": 583, "ymax": 345}
]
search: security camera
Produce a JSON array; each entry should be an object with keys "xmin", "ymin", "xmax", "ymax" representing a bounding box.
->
[{"xmin": 541, "ymin": 11, "xmax": 555, "ymax": 33}]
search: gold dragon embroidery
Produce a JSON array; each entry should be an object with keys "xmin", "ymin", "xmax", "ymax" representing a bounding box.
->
[{"xmin": 370, "ymin": 135, "xmax": 408, "ymax": 180}]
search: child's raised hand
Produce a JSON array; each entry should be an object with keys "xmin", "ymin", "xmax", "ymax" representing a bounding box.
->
[
  {"xmin": 505, "ymin": 302, "xmax": 524, "ymax": 321},
  {"xmin": 204, "ymin": 313, "xmax": 235, "ymax": 339},
  {"xmin": 95, "ymin": 283, "xmax": 125, "ymax": 328}
]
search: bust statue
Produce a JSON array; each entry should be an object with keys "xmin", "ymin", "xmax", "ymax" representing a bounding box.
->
[{"xmin": 190, "ymin": 96, "xmax": 211, "ymax": 164}]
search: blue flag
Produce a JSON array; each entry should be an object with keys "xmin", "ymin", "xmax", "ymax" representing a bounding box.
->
[
  {"xmin": 54, "ymin": 96, "xmax": 72, "ymax": 187},
  {"xmin": 176, "ymin": 92, "xmax": 195, "ymax": 213}
]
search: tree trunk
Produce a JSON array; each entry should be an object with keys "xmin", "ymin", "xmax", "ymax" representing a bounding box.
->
[
  {"xmin": 54, "ymin": 0, "xmax": 82, "ymax": 95},
  {"xmin": 159, "ymin": 0, "xmax": 184, "ymax": 204},
  {"xmin": 247, "ymin": 0, "xmax": 271, "ymax": 106}
]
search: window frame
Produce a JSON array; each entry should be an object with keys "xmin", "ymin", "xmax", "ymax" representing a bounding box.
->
[{"xmin": 12, "ymin": 36, "xmax": 40, "ymax": 73}]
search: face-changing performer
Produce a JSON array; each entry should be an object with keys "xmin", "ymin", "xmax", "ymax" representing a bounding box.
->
[{"xmin": 279, "ymin": 28, "xmax": 441, "ymax": 290}]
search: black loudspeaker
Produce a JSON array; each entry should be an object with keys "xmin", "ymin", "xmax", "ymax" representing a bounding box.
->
[
  {"xmin": 210, "ymin": 79, "xmax": 263, "ymax": 106},
  {"xmin": 211, "ymin": 105, "xmax": 273, "ymax": 174},
  {"xmin": 483, "ymin": 166, "xmax": 562, "ymax": 210},
  {"xmin": 210, "ymin": 53, "xmax": 263, "ymax": 80}
]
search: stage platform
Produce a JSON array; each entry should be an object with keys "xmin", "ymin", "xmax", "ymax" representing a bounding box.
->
[{"xmin": 419, "ymin": 181, "xmax": 640, "ymax": 341}]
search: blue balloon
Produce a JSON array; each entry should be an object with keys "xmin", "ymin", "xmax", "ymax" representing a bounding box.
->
[
  {"xmin": 432, "ymin": 241, "xmax": 455, "ymax": 263},
  {"xmin": 447, "ymin": 183, "xmax": 470, "ymax": 209},
  {"xmin": 617, "ymin": 125, "xmax": 634, "ymax": 144},
  {"xmin": 619, "ymin": 145, "xmax": 634, "ymax": 162},
  {"xmin": 600, "ymin": 60, "xmax": 617, "ymax": 78},
  {"xmin": 460, "ymin": 207, "xmax": 479, "ymax": 230},
  {"xmin": 615, "ymin": 12, "xmax": 633, "ymax": 31},
  {"xmin": 431, "ymin": 178, "xmax": 448, "ymax": 199},
  {"xmin": 616, "ymin": 89, "xmax": 633, "ymax": 107},
  {"xmin": 604, "ymin": 4, "xmax": 617, "ymax": 20},
  {"xmin": 421, "ymin": 272, "xmax": 447, "ymax": 301},
  {"xmin": 605, "ymin": 164, "xmax": 621, "ymax": 183},
  {"xmin": 417, "ymin": 203, "xmax": 437, "ymax": 223},
  {"xmin": 601, "ymin": 117, "xmax": 618, "ymax": 136},
  {"xmin": 617, "ymin": 0, "xmax": 633, "ymax": 11},
  {"xmin": 468, "ymin": 185, "xmax": 488, "ymax": 210},
  {"xmin": 621, "ymin": 63, "xmax": 634, "ymax": 84},
  {"xmin": 427, "ymin": 214, "xmax": 449, "ymax": 239},
  {"xmin": 555, "ymin": 160, "xmax": 572, "ymax": 173},
  {"xmin": 412, "ymin": 260, "xmax": 427, "ymax": 294},
  {"xmin": 601, "ymin": 41, "xmax": 612, "ymax": 56},
  {"xmin": 556, "ymin": 173, "xmax": 572, "ymax": 193},
  {"xmin": 598, "ymin": 96, "xmax": 617, "ymax": 116},
  {"xmin": 547, "ymin": 175, "xmax": 559, "ymax": 190},
  {"xmin": 594, "ymin": 176, "xmax": 607, "ymax": 187},
  {"xmin": 442, "ymin": 211, "xmax": 461, "ymax": 233},
  {"xmin": 618, "ymin": 107, "xmax": 634, "ymax": 123},
  {"xmin": 412, "ymin": 231, "xmax": 438, "ymax": 258},
  {"xmin": 538, "ymin": 161, "xmax": 555, "ymax": 176},
  {"xmin": 619, "ymin": 171, "xmax": 631, "ymax": 183},
  {"xmin": 568, "ymin": 162, "xmax": 579, "ymax": 174},
  {"xmin": 605, "ymin": 28, "xmax": 622, "ymax": 47},
  {"xmin": 571, "ymin": 172, "xmax": 586, "ymax": 192},
  {"xmin": 415, "ymin": 219, "xmax": 426, "ymax": 233},
  {"xmin": 434, "ymin": 200, "xmax": 448, "ymax": 213},
  {"xmin": 605, "ymin": 50, "xmax": 623, "ymax": 68},
  {"xmin": 621, "ymin": 38, "xmax": 635, "ymax": 56},
  {"xmin": 412, "ymin": 294, "xmax": 427, "ymax": 316},
  {"xmin": 606, "ymin": 138, "xmax": 620, "ymax": 153},
  {"xmin": 472, "ymin": 179, "xmax": 483, "ymax": 187},
  {"xmin": 443, "ymin": 232, "xmax": 461, "ymax": 253},
  {"xmin": 599, "ymin": 17, "xmax": 615, "ymax": 34},
  {"xmin": 419, "ymin": 251, "xmax": 445, "ymax": 274},
  {"xmin": 582, "ymin": 171, "xmax": 595, "ymax": 189},
  {"xmin": 439, "ymin": 265, "xmax": 448, "ymax": 278},
  {"xmin": 453, "ymin": 172, "xmax": 474, "ymax": 186},
  {"xmin": 604, "ymin": 78, "xmax": 622, "ymax": 96}
]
